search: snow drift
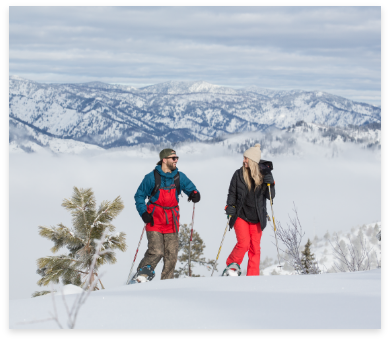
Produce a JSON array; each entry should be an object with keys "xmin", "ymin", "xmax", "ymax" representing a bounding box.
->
[{"xmin": 10, "ymin": 269, "xmax": 381, "ymax": 329}]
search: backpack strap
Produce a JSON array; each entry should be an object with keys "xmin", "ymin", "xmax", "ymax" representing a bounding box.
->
[
  {"xmin": 149, "ymin": 170, "xmax": 181, "ymax": 199},
  {"xmin": 174, "ymin": 172, "xmax": 180, "ymax": 195},
  {"xmin": 149, "ymin": 169, "xmax": 161, "ymax": 199}
]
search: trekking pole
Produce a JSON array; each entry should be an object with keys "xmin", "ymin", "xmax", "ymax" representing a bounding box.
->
[
  {"xmin": 268, "ymin": 184, "xmax": 282, "ymax": 269},
  {"xmin": 211, "ymin": 217, "xmax": 230, "ymax": 276},
  {"xmin": 126, "ymin": 224, "xmax": 146, "ymax": 284},
  {"xmin": 188, "ymin": 203, "xmax": 196, "ymax": 277}
]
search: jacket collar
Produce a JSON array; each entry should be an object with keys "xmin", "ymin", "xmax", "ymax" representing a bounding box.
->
[{"xmin": 155, "ymin": 165, "xmax": 178, "ymax": 178}]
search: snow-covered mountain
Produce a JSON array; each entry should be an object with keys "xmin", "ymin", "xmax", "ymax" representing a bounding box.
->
[{"xmin": 9, "ymin": 76, "xmax": 381, "ymax": 152}]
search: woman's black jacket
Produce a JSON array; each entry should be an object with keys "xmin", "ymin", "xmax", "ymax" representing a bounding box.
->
[{"xmin": 226, "ymin": 161, "xmax": 275, "ymax": 231}]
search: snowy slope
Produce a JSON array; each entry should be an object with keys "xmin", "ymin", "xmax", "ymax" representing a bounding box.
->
[
  {"xmin": 217, "ymin": 121, "xmax": 381, "ymax": 158},
  {"xmin": 9, "ymin": 116, "xmax": 104, "ymax": 154},
  {"xmin": 9, "ymin": 76, "xmax": 381, "ymax": 150},
  {"xmin": 10, "ymin": 269, "xmax": 380, "ymax": 329},
  {"xmin": 261, "ymin": 222, "xmax": 381, "ymax": 276},
  {"xmin": 9, "ymin": 118, "xmax": 381, "ymax": 156},
  {"xmin": 138, "ymin": 80, "xmax": 239, "ymax": 95}
]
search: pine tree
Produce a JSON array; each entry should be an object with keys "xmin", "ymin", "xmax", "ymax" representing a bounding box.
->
[
  {"xmin": 301, "ymin": 238, "xmax": 316, "ymax": 274},
  {"xmin": 31, "ymin": 290, "xmax": 53, "ymax": 297},
  {"xmin": 174, "ymin": 224, "xmax": 216, "ymax": 278},
  {"xmin": 33, "ymin": 187, "xmax": 126, "ymax": 297}
]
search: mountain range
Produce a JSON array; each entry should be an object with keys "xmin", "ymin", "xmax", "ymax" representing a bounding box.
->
[{"xmin": 9, "ymin": 76, "xmax": 381, "ymax": 153}]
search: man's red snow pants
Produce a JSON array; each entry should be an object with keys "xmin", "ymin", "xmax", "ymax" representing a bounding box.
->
[{"xmin": 226, "ymin": 217, "xmax": 262, "ymax": 276}]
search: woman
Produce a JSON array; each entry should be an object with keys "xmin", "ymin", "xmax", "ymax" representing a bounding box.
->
[{"xmin": 225, "ymin": 143, "xmax": 275, "ymax": 276}]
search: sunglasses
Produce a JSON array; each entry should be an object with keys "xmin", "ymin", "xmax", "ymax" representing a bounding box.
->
[{"xmin": 166, "ymin": 156, "xmax": 179, "ymax": 161}]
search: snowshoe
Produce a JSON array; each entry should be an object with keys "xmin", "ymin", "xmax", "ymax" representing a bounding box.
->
[
  {"xmin": 129, "ymin": 265, "xmax": 155, "ymax": 284},
  {"xmin": 222, "ymin": 263, "xmax": 242, "ymax": 276}
]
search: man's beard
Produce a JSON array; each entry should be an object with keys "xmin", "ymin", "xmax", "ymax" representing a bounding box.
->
[{"xmin": 167, "ymin": 161, "xmax": 177, "ymax": 171}]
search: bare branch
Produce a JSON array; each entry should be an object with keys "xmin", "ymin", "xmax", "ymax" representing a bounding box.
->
[
  {"xmin": 375, "ymin": 252, "xmax": 381, "ymax": 268},
  {"xmin": 16, "ymin": 317, "xmax": 57, "ymax": 326},
  {"xmin": 66, "ymin": 232, "xmax": 107, "ymax": 328},
  {"xmin": 50, "ymin": 285, "xmax": 63, "ymax": 329},
  {"xmin": 274, "ymin": 204, "xmax": 320, "ymax": 275},
  {"xmin": 327, "ymin": 231, "xmax": 375, "ymax": 272}
]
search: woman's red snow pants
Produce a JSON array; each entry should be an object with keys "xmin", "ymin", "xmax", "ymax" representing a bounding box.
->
[{"xmin": 226, "ymin": 217, "xmax": 262, "ymax": 276}]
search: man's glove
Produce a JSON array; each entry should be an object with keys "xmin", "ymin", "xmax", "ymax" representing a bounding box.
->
[
  {"xmin": 142, "ymin": 212, "xmax": 154, "ymax": 226},
  {"xmin": 225, "ymin": 205, "xmax": 236, "ymax": 217},
  {"xmin": 263, "ymin": 173, "xmax": 275, "ymax": 185},
  {"xmin": 188, "ymin": 190, "xmax": 201, "ymax": 203}
]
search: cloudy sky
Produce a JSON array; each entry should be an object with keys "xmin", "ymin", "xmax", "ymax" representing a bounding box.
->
[{"xmin": 9, "ymin": 6, "xmax": 381, "ymax": 105}]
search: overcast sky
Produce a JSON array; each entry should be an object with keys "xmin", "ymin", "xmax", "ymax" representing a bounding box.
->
[{"xmin": 9, "ymin": 6, "xmax": 381, "ymax": 105}]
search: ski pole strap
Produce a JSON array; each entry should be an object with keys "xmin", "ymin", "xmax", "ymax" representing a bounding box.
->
[{"xmin": 150, "ymin": 203, "xmax": 180, "ymax": 233}]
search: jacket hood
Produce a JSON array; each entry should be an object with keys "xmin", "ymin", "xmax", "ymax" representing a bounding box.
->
[{"xmin": 155, "ymin": 165, "xmax": 179, "ymax": 178}]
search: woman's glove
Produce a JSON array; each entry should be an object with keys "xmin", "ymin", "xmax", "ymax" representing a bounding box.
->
[
  {"xmin": 142, "ymin": 212, "xmax": 154, "ymax": 226},
  {"xmin": 263, "ymin": 173, "xmax": 275, "ymax": 185},
  {"xmin": 188, "ymin": 190, "xmax": 201, "ymax": 203},
  {"xmin": 225, "ymin": 205, "xmax": 236, "ymax": 216}
]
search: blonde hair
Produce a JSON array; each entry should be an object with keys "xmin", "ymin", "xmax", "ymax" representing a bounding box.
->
[{"xmin": 243, "ymin": 158, "xmax": 263, "ymax": 191}]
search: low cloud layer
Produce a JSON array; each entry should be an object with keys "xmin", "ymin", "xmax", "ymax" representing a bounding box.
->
[{"xmin": 9, "ymin": 7, "xmax": 381, "ymax": 104}]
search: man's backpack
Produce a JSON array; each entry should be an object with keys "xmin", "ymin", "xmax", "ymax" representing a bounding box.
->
[{"xmin": 149, "ymin": 169, "xmax": 180, "ymax": 199}]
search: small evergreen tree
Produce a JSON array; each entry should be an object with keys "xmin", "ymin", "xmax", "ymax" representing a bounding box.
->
[
  {"xmin": 174, "ymin": 224, "xmax": 216, "ymax": 278},
  {"xmin": 33, "ymin": 187, "xmax": 126, "ymax": 297},
  {"xmin": 301, "ymin": 239, "xmax": 318, "ymax": 273}
]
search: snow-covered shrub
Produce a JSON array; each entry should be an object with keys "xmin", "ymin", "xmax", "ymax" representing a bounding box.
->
[
  {"xmin": 275, "ymin": 205, "xmax": 320, "ymax": 275},
  {"xmin": 328, "ymin": 230, "xmax": 378, "ymax": 272}
]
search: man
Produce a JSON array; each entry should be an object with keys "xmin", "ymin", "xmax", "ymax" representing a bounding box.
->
[{"xmin": 133, "ymin": 148, "xmax": 200, "ymax": 282}]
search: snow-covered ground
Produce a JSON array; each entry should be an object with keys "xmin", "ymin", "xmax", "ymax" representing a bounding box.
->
[
  {"xmin": 8, "ymin": 118, "xmax": 382, "ymax": 333},
  {"xmin": 10, "ymin": 269, "xmax": 381, "ymax": 329}
]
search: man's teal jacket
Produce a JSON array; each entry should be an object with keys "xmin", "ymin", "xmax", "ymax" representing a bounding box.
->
[{"xmin": 134, "ymin": 165, "xmax": 197, "ymax": 217}]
